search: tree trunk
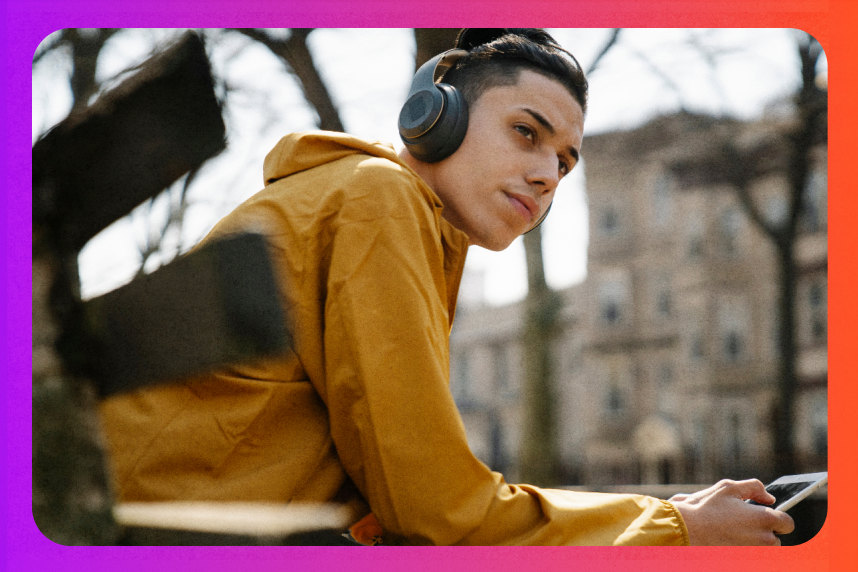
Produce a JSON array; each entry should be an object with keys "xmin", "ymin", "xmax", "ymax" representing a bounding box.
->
[
  {"xmin": 413, "ymin": 29, "xmax": 461, "ymax": 69},
  {"xmin": 515, "ymin": 29, "xmax": 621, "ymax": 487},
  {"xmin": 66, "ymin": 29, "xmax": 120, "ymax": 112},
  {"xmin": 773, "ymin": 240, "xmax": 798, "ymax": 476},
  {"xmin": 671, "ymin": 34, "xmax": 825, "ymax": 479},
  {"xmin": 771, "ymin": 35, "xmax": 825, "ymax": 476},
  {"xmin": 519, "ymin": 226, "xmax": 562, "ymax": 486}
]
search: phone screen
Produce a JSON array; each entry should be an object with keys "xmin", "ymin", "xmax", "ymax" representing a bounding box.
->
[{"xmin": 747, "ymin": 480, "xmax": 818, "ymax": 509}]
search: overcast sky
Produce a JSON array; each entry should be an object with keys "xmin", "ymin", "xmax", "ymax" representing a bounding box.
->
[{"xmin": 32, "ymin": 28, "xmax": 819, "ymax": 303}]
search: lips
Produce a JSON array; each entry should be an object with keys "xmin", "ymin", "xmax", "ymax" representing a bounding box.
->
[{"xmin": 506, "ymin": 192, "xmax": 538, "ymax": 223}]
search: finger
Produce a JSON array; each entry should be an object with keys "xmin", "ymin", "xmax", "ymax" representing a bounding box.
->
[
  {"xmin": 753, "ymin": 505, "xmax": 795, "ymax": 537},
  {"xmin": 755, "ymin": 531, "xmax": 782, "ymax": 547},
  {"xmin": 771, "ymin": 511, "xmax": 795, "ymax": 536},
  {"xmin": 732, "ymin": 479, "xmax": 774, "ymax": 504}
]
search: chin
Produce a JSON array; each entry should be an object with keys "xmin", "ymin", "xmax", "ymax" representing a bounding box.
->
[
  {"xmin": 474, "ymin": 232, "xmax": 519, "ymax": 252},
  {"xmin": 465, "ymin": 218, "xmax": 525, "ymax": 251}
]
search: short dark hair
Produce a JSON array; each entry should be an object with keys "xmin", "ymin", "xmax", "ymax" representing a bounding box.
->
[{"xmin": 442, "ymin": 29, "xmax": 588, "ymax": 115}]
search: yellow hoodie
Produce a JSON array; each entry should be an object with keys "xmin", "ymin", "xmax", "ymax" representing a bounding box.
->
[{"xmin": 99, "ymin": 131, "xmax": 689, "ymax": 546}]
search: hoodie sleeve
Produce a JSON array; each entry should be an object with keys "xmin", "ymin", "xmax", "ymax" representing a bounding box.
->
[{"xmin": 318, "ymin": 166, "xmax": 689, "ymax": 546}]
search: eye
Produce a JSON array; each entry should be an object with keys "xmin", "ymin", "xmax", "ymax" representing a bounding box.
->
[
  {"xmin": 514, "ymin": 124, "xmax": 535, "ymax": 142},
  {"xmin": 559, "ymin": 159, "xmax": 570, "ymax": 177}
]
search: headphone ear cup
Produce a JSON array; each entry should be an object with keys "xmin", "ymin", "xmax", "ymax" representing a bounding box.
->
[
  {"xmin": 398, "ymin": 87, "xmax": 446, "ymax": 141},
  {"xmin": 399, "ymin": 83, "xmax": 469, "ymax": 163}
]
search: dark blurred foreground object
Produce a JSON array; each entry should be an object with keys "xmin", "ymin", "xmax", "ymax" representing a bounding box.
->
[
  {"xmin": 33, "ymin": 30, "xmax": 226, "ymax": 253},
  {"xmin": 85, "ymin": 232, "xmax": 289, "ymax": 397},
  {"xmin": 32, "ymin": 31, "xmax": 340, "ymax": 545}
]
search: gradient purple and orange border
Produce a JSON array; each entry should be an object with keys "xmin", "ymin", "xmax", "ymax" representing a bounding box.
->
[{"xmin": 4, "ymin": 1, "xmax": 856, "ymax": 571}]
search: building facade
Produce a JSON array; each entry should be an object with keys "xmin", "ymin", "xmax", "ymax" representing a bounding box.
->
[{"xmin": 449, "ymin": 111, "xmax": 828, "ymax": 486}]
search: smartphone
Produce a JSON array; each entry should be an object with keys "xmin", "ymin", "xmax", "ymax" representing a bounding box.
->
[{"xmin": 746, "ymin": 472, "xmax": 828, "ymax": 512}]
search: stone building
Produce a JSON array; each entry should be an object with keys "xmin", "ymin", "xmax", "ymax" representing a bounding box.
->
[{"xmin": 449, "ymin": 111, "xmax": 828, "ymax": 486}]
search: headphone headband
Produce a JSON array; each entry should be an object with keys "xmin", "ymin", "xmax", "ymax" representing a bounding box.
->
[{"xmin": 405, "ymin": 49, "xmax": 468, "ymax": 100}]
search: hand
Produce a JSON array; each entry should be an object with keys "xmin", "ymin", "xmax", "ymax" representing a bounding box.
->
[{"xmin": 670, "ymin": 479, "xmax": 795, "ymax": 546}]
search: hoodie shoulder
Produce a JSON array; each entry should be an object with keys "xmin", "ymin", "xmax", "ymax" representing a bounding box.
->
[
  {"xmin": 263, "ymin": 131, "xmax": 406, "ymax": 186},
  {"xmin": 261, "ymin": 130, "xmax": 442, "ymax": 218}
]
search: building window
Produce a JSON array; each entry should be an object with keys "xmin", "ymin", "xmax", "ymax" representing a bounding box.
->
[
  {"xmin": 692, "ymin": 420, "xmax": 706, "ymax": 474},
  {"xmin": 652, "ymin": 172, "xmax": 673, "ymax": 227},
  {"xmin": 801, "ymin": 169, "xmax": 827, "ymax": 232},
  {"xmin": 600, "ymin": 207, "xmax": 620, "ymax": 235},
  {"xmin": 807, "ymin": 280, "xmax": 827, "ymax": 344},
  {"xmin": 658, "ymin": 363, "xmax": 673, "ymax": 386},
  {"xmin": 766, "ymin": 195, "xmax": 788, "ymax": 225},
  {"xmin": 812, "ymin": 318, "xmax": 827, "ymax": 342},
  {"xmin": 724, "ymin": 332, "xmax": 743, "ymax": 362},
  {"xmin": 720, "ymin": 208, "xmax": 742, "ymax": 256},
  {"xmin": 810, "ymin": 394, "xmax": 827, "ymax": 456},
  {"xmin": 607, "ymin": 386, "xmax": 624, "ymax": 413},
  {"xmin": 809, "ymin": 282, "xmax": 824, "ymax": 306},
  {"xmin": 492, "ymin": 344, "xmax": 510, "ymax": 392},
  {"xmin": 813, "ymin": 427, "xmax": 828, "ymax": 455},
  {"xmin": 604, "ymin": 362, "xmax": 629, "ymax": 416},
  {"xmin": 657, "ymin": 290, "xmax": 671, "ymax": 318},
  {"xmin": 686, "ymin": 211, "xmax": 705, "ymax": 260},
  {"xmin": 603, "ymin": 301, "xmax": 621, "ymax": 325},
  {"xmin": 598, "ymin": 277, "xmax": 629, "ymax": 327},
  {"xmin": 652, "ymin": 274, "xmax": 672, "ymax": 320},
  {"xmin": 728, "ymin": 411, "xmax": 742, "ymax": 472},
  {"xmin": 718, "ymin": 298, "xmax": 749, "ymax": 363},
  {"xmin": 688, "ymin": 236, "xmax": 704, "ymax": 259},
  {"xmin": 691, "ymin": 334, "xmax": 705, "ymax": 361}
]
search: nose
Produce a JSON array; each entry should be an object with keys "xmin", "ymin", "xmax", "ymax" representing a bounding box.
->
[{"xmin": 526, "ymin": 152, "xmax": 560, "ymax": 193}]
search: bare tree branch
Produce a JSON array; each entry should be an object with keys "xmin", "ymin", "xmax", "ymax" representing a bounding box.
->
[
  {"xmin": 585, "ymin": 28, "xmax": 621, "ymax": 76},
  {"xmin": 686, "ymin": 31, "xmax": 732, "ymax": 112},
  {"xmin": 626, "ymin": 45, "xmax": 690, "ymax": 113},
  {"xmin": 33, "ymin": 31, "xmax": 67, "ymax": 65},
  {"xmin": 231, "ymin": 28, "xmax": 345, "ymax": 132},
  {"xmin": 66, "ymin": 28, "xmax": 121, "ymax": 110}
]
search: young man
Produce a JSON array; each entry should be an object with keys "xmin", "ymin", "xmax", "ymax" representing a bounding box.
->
[{"xmin": 100, "ymin": 29, "xmax": 793, "ymax": 545}]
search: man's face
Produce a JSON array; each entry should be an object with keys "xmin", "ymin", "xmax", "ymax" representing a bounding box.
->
[{"xmin": 423, "ymin": 69, "xmax": 585, "ymax": 251}]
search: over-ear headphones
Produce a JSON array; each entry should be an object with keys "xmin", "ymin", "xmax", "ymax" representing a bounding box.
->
[
  {"xmin": 396, "ymin": 29, "xmax": 519, "ymax": 162},
  {"xmin": 397, "ymin": 49, "xmax": 469, "ymax": 163},
  {"xmin": 398, "ymin": 29, "xmax": 553, "ymax": 233}
]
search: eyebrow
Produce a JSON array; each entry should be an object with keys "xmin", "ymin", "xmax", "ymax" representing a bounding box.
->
[{"xmin": 523, "ymin": 108, "xmax": 580, "ymax": 163}]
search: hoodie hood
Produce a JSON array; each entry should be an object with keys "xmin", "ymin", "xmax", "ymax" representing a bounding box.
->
[{"xmin": 263, "ymin": 131, "xmax": 408, "ymax": 187}]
